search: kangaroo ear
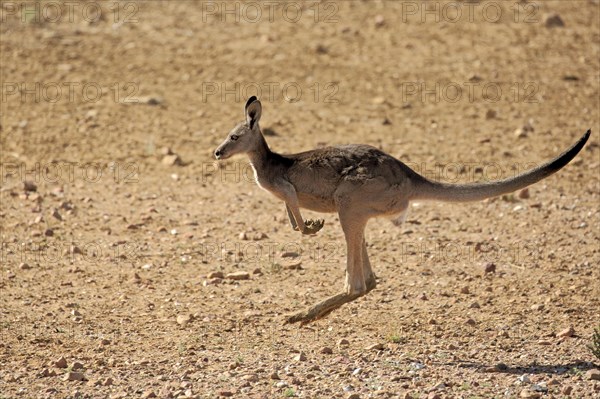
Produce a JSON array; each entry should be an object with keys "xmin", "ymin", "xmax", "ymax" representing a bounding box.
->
[
  {"xmin": 245, "ymin": 98, "xmax": 262, "ymax": 129},
  {"xmin": 245, "ymin": 96, "xmax": 258, "ymax": 111}
]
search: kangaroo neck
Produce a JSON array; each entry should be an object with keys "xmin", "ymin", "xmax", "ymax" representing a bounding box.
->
[{"xmin": 247, "ymin": 130, "xmax": 273, "ymax": 171}]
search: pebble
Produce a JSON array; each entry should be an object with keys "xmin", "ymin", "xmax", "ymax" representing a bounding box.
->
[
  {"xmin": 269, "ymin": 372, "xmax": 280, "ymax": 380},
  {"xmin": 71, "ymin": 361, "xmax": 84, "ymax": 370},
  {"xmin": 241, "ymin": 373, "xmax": 258, "ymax": 383},
  {"xmin": 517, "ymin": 374, "xmax": 531, "ymax": 384},
  {"xmin": 64, "ymin": 371, "xmax": 85, "ymax": 381},
  {"xmin": 519, "ymin": 390, "xmax": 540, "ymax": 399},
  {"xmin": 52, "ymin": 208, "xmax": 63, "ymax": 220},
  {"xmin": 162, "ymin": 154, "xmax": 182, "ymax": 166},
  {"xmin": 54, "ymin": 357, "xmax": 68, "ymax": 368},
  {"xmin": 294, "ymin": 352, "xmax": 306, "ymax": 361},
  {"xmin": 518, "ymin": 188, "xmax": 530, "ymax": 199},
  {"xmin": 225, "ymin": 271, "xmax": 250, "ymax": 280},
  {"xmin": 465, "ymin": 318, "xmax": 476, "ymax": 326},
  {"xmin": 320, "ymin": 347, "xmax": 333, "ymax": 354},
  {"xmin": 207, "ymin": 271, "xmax": 224, "ymax": 279},
  {"xmin": 176, "ymin": 314, "xmax": 193, "ymax": 326},
  {"xmin": 141, "ymin": 391, "xmax": 157, "ymax": 399},
  {"xmin": 19, "ymin": 262, "xmax": 31, "ymax": 270},
  {"xmin": 338, "ymin": 338, "xmax": 350, "ymax": 347},
  {"xmin": 460, "ymin": 286, "xmax": 470, "ymax": 294},
  {"xmin": 483, "ymin": 262, "xmax": 496, "ymax": 273},
  {"xmin": 514, "ymin": 128, "xmax": 528, "ymax": 138},
  {"xmin": 366, "ymin": 343, "xmax": 384, "ymax": 351},
  {"xmin": 586, "ymin": 369, "xmax": 600, "ymax": 380},
  {"xmin": 557, "ymin": 326, "xmax": 575, "ymax": 338},
  {"xmin": 545, "ymin": 13, "xmax": 565, "ymax": 28},
  {"xmin": 347, "ymin": 394, "xmax": 361, "ymax": 399},
  {"xmin": 531, "ymin": 304, "xmax": 544, "ymax": 311},
  {"xmin": 23, "ymin": 181, "xmax": 37, "ymax": 192},
  {"xmin": 281, "ymin": 251, "xmax": 300, "ymax": 258},
  {"xmin": 562, "ymin": 386, "xmax": 573, "ymax": 395},
  {"xmin": 218, "ymin": 391, "xmax": 233, "ymax": 397}
]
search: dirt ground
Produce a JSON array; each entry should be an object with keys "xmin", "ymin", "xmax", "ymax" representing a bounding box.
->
[{"xmin": 1, "ymin": 1, "xmax": 600, "ymax": 398}]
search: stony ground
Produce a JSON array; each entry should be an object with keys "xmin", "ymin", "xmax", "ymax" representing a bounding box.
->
[{"xmin": 1, "ymin": 1, "xmax": 599, "ymax": 398}]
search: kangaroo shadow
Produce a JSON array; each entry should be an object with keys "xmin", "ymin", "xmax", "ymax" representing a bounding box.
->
[{"xmin": 437, "ymin": 360, "xmax": 598, "ymax": 375}]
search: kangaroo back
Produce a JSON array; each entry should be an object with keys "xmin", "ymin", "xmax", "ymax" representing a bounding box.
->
[{"xmin": 410, "ymin": 130, "xmax": 590, "ymax": 202}]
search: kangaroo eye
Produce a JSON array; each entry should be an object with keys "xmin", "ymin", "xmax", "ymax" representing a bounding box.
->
[{"xmin": 230, "ymin": 135, "xmax": 239, "ymax": 141}]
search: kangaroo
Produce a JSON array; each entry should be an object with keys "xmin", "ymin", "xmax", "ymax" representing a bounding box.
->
[{"xmin": 214, "ymin": 96, "xmax": 591, "ymax": 325}]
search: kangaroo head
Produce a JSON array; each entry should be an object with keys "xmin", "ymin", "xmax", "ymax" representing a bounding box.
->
[{"xmin": 214, "ymin": 96, "xmax": 262, "ymax": 160}]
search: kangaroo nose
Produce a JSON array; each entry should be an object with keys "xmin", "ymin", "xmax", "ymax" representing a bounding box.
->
[{"xmin": 214, "ymin": 149, "xmax": 222, "ymax": 159}]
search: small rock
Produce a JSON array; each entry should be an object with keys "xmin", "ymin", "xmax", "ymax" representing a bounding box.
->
[
  {"xmin": 141, "ymin": 391, "xmax": 157, "ymax": 399},
  {"xmin": 514, "ymin": 127, "xmax": 528, "ymax": 138},
  {"xmin": 518, "ymin": 188, "xmax": 530, "ymax": 199},
  {"xmin": 485, "ymin": 109, "xmax": 497, "ymax": 119},
  {"xmin": 483, "ymin": 262, "xmax": 496, "ymax": 273},
  {"xmin": 320, "ymin": 347, "xmax": 333, "ymax": 354},
  {"xmin": 207, "ymin": 271, "xmax": 224, "ymax": 279},
  {"xmin": 218, "ymin": 391, "xmax": 233, "ymax": 397},
  {"xmin": 366, "ymin": 343, "xmax": 384, "ymax": 351},
  {"xmin": 347, "ymin": 394, "xmax": 361, "ymax": 399},
  {"xmin": 427, "ymin": 393, "xmax": 441, "ymax": 399},
  {"xmin": 44, "ymin": 228, "xmax": 54, "ymax": 237},
  {"xmin": 281, "ymin": 251, "xmax": 300, "ymax": 258},
  {"xmin": 226, "ymin": 271, "xmax": 250, "ymax": 281},
  {"xmin": 203, "ymin": 278, "xmax": 222, "ymax": 286},
  {"xmin": 338, "ymin": 338, "xmax": 350, "ymax": 347},
  {"xmin": 585, "ymin": 369, "xmax": 600, "ymax": 380},
  {"xmin": 71, "ymin": 361, "xmax": 84, "ymax": 370},
  {"xmin": 465, "ymin": 318, "xmax": 476, "ymax": 326},
  {"xmin": 54, "ymin": 356, "xmax": 68, "ymax": 368},
  {"xmin": 557, "ymin": 326, "xmax": 575, "ymax": 338},
  {"xmin": 103, "ymin": 377, "xmax": 113, "ymax": 386},
  {"xmin": 517, "ymin": 374, "xmax": 531, "ymax": 384},
  {"xmin": 545, "ymin": 13, "xmax": 564, "ymax": 28},
  {"xmin": 19, "ymin": 262, "xmax": 31, "ymax": 270},
  {"xmin": 562, "ymin": 386, "xmax": 573, "ymax": 395},
  {"xmin": 176, "ymin": 314, "xmax": 193, "ymax": 326},
  {"xmin": 294, "ymin": 352, "xmax": 306, "ymax": 361},
  {"xmin": 140, "ymin": 96, "xmax": 164, "ymax": 105},
  {"xmin": 460, "ymin": 286, "xmax": 470, "ymax": 294},
  {"xmin": 239, "ymin": 232, "xmax": 248, "ymax": 240},
  {"xmin": 519, "ymin": 389, "xmax": 540, "ymax": 399},
  {"xmin": 162, "ymin": 154, "xmax": 182, "ymax": 166},
  {"xmin": 531, "ymin": 304, "xmax": 544, "ymax": 311},
  {"xmin": 269, "ymin": 372, "xmax": 280, "ymax": 380},
  {"xmin": 23, "ymin": 181, "xmax": 37, "ymax": 192},
  {"xmin": 495, "ymin": 363, "xmax": 508, "ymax": 371},
  {"xmin": 64, "ymin": 371, "xmax": 85, "ymax": 381},
  {"xmin": 469, "ymin": 302, "xmax": 480, "ymax": 309},
  {"xmin": 374, "ymin": 14, "xmax": 385, "ymax": 27},
  {"xmin": 52, "ymin": 208, "xmax": 63, "ymax": 221},
  {"xmin": 242, "ymin": 373, "xmax": 258, "ymax": 383},
  {"xmin": 283, "ymin": 262, "xmax": 303, "ymax": 270}
]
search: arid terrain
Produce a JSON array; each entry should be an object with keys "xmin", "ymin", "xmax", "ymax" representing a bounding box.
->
[{"xmin": 1, "ymin": 1, "xmax": 599, "ymax": 398}]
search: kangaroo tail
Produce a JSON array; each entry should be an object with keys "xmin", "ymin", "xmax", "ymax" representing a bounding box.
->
[{"xmin": 410, "ymin": 130, "xmax": 590, "ymax": 202}]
